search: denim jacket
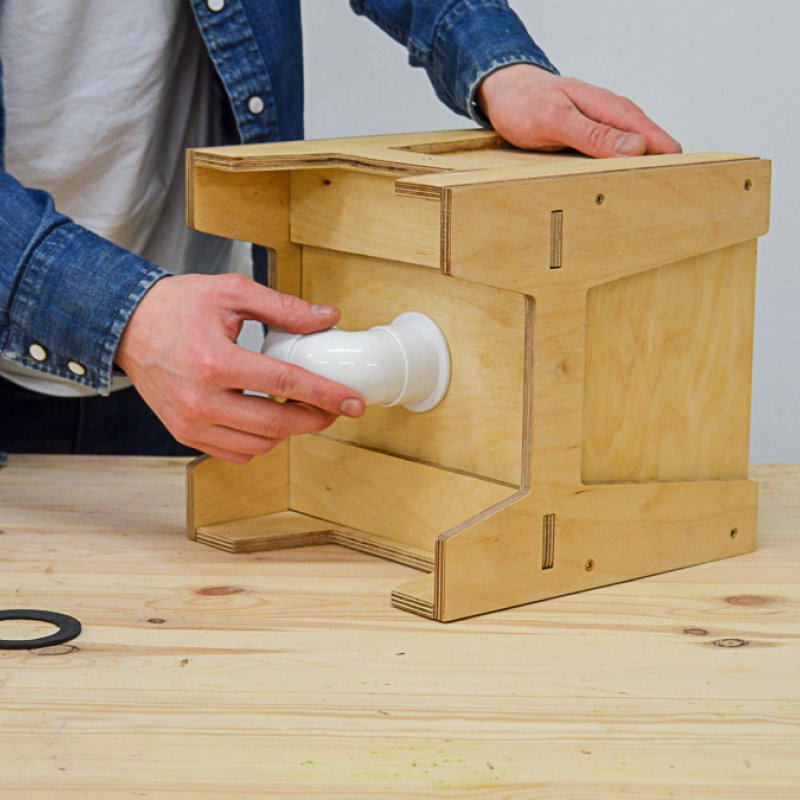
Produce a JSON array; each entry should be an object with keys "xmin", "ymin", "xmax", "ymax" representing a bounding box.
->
[{"xmin": 0, "ymin": 0, "xmax": 556, "ymax": 394}]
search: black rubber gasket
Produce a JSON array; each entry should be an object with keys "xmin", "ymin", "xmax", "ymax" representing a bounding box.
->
[{"xmin": 0, "ymin": 609, "xmax": 82, "ymax": 650}]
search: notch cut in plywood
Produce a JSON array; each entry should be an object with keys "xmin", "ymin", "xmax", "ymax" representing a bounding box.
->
[
  {"xmin": 542, "ymin": 514, "xmax": 556, "ymax": 570},
  {"xmin": 549, "ymin": 210, "xmax": 563, "ymax": 270}
]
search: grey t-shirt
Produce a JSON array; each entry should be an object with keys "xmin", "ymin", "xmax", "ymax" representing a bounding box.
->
[{"xmin": 0, "ymin": 0, "xmax": 249, "ymax": 396}]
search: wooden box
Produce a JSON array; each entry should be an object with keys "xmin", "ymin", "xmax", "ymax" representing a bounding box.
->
[{"xmin": 185, "ymin": 130, "xmax": 770, "ymax": 621}]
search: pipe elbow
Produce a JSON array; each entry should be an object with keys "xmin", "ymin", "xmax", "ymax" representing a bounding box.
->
[{"xmin": 261, "ymin": 312, "xmax": 450, "ymax": 412}]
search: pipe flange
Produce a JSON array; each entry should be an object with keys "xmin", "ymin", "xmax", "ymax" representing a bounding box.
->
[
  {"xmin": 0, "ymin": 609, "xmax": 82, "ymax": 650},
  {"xmin": 389, "ymin": 312, "xmax": 451, "ymax": 412}
]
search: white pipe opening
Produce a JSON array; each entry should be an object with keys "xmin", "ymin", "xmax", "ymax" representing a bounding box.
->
[{"xmin": 261, "ymin": 312, "xmax": 451, "ymax": 412}]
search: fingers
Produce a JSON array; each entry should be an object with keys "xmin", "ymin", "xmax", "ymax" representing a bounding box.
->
[
  {"xmin": 210, "ymin": 394, "xmax": 338, "ymax": 439},
  {"xmin": 477, "ymin": 63, "xmax": 683, "ymax": 159},
  {"xmin": 555, "ymin": 106, "xmax": 649, "ymax": 158},
  {"xmin": 564, "ymin": 81, "xmax": 682, "ymax": 155},
  {"xmin": 176, "ymin": 397, "xmax": 336, "ymax": 462},
  {"xmin": 216, "ymin": 344, "xmax": 365, "ymax": 417},
  {"xmin": 118, "ymin": 271, "xmax": 366, "ymax": 466},
  {"xmin": 220, "ymin": 273, "xmax": 342, "ymax": 334},
  {"xmin": 193, "ymin": 445, "xmax": 253, "ymax": 464}
]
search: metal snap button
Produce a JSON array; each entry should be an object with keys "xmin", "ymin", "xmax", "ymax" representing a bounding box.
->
[
  {"xmin": 247, "ymin": 95, "xmax": 265, "ymax": 115},
  {"xmin": 28, "ymin": 343, "xmax": 47, "ymax": 362}
]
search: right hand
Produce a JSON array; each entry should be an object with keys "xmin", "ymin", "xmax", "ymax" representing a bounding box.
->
[
  {"xmin": 115, "ymin": 273, "xmax": 365, "ymax": 463},
  {"xmin": 477, "ymin": 64, "xmax": 682, "ymax": 158}
]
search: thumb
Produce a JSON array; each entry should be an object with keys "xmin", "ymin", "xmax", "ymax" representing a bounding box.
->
[
  {"xmin": 227, "ymin": 278, "xmax": 341, "ymax": 334},
  {"xmin": 561, "ymin": 109, "xmax": 648, "ymax": 158}
]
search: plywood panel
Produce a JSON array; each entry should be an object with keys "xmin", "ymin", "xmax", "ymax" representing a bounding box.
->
[
  {"xmin": 396, "ymin": 150, "xmax": 759, "ymax": 197},
  {"xmin": 582, "ymin": 242, "xmax": 757, "ymax": 483},
  {"xmin": 290, "ymin": 170, "xmax": 440, "ymax": 267},
  {"xmin": 186, "ymin": 444, "xmax": 288, "ymax": 534},
  {"xmin": 187, "ymin": 164, "xmax": 301, "ymax": 296},
  {"xmin": 444, "ymin": 159, "xmax": 770, "ymax": 293},
  {"xmin": 289, "ymin": 436, "xmax": 514, "ymax": 553},
  {"xmin": 302, "ymin": 247, "xmax": 530, "ymax": 484},
  {"xmin": 437, "ymin": 478, "xmax": 758, "ymax": 621},
  {"xmin": 196, "ymin": 510, "xmax": 434, "ymax": 570}
]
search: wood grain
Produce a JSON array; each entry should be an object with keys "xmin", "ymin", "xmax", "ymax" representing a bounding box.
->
[
  {"xmin": 302, "ymin": 247, "xmax": 529, "ymax": 484},
  {"xmin": 289, "ymin": 436, "xmax": 514, "ymax": 552},
  {"xmin": 0, "ymin": 456, "xmax": 798, "ymax": 798},
  {"xmin": 444, "ymin": 158, "xmax": 770, "ymax": 293},
  {"xmin": 582, "ymin": 241, "xmax": 757, "ymax": 482},
  {"xmin": 187, "ymin": 444, "xmax": 289, "ymax": 534},
  {"xmin": 291, "ymin": 169, "xmax": 441, "ymax": 267}
]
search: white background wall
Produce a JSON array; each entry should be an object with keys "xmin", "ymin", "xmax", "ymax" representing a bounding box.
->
[{"xmin": 301, "ymin": 1, "xmax": 798, "ymax": 462}]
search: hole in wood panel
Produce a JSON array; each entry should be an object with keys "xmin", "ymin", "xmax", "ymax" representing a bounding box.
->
[
  {"xmin": 542, "ymin": 513, "xmax": 556, "ymax": 569},
  {"xmin": 549, "ymin": 211, "xmax": 563, "ymax": 269}
]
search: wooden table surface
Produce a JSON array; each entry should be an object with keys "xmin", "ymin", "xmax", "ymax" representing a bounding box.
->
[{"xmin": 0, "ymin": 456, "xmax": 798, "ymax": 799}]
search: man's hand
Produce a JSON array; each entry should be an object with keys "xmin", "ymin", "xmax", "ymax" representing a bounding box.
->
[
  {"xmin": 115, "ymin": 273, "xmax": 365, "ymax": 463},
  {"xmin": 478, "ymin": 64, "xmax": 682, "ymax": 158}
]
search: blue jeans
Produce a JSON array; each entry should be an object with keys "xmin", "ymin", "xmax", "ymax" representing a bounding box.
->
[{"xmin": 0, "ymin": 376, "xmax": 197, "ymax": 456}]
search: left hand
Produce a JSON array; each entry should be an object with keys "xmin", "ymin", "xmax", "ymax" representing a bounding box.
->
[{"xmin": 478, "ymin": 64, "xmax": 682, "ymax": 158}]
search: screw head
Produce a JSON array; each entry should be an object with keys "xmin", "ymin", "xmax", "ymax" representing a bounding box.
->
[
  {"xmin": 730, "ymin": 528, "xmax": 739, "ymax": 539},
  {"xmin": 595, "ymin": 193, "xmax": 605, "ymax": 205},
  {"xmin": 743, "ymin": 179, "xmax": 753, "ymax": 191},
  {"xmin": 584, "ymin": 558, "xmax": 595, "ymax": 572}
]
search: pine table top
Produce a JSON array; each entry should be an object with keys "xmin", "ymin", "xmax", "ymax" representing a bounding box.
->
[{"xmin": 1, "ymin": 455, "xmax": 798, "ymax": 798}]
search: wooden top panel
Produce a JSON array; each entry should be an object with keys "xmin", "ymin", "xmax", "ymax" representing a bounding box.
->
[{"xmin": 189, "ymin": 128, "xmax": 757, "ymax": 188}]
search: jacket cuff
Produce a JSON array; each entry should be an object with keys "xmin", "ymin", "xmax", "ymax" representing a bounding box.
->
[
  {"xmin": 2, "ymin": 221, "xmax": 168, "ymax": 396},
  {"xmin": 430, "ymin": 0, "xmax": 560, "ymax": 124}
]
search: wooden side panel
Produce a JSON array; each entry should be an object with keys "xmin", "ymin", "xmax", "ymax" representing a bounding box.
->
[
  {"xmin": 290, "ymin": 170, "xmax": 440, "ymax": 267},
  {"xmin": 302, "ymin": 247, "xmax": 529, "ymax": 485},
  {"xmin": 186, "ymin": 444, "xmax": 289, "ymax": 536},
  {"xmin": 436, "ymin": 480, "xmax": 759, "ymax": 621},
  {"xmin": 187, "ymin": 163, "xmax": 301, "ymax": 296},
  {"xmin": 445, "ymin": 159, "xmax": 771, "ymax": 293},
  {"xmin": 289, "ymin": 436, "xmax": 514, "ymax": 553},
  {"xmin": 582, "ymin": 242, "xmax": 757, "ymax": 483},
  {"xmin": 188, "ymin": 163, "xmax": 290, "ymax": 245}
]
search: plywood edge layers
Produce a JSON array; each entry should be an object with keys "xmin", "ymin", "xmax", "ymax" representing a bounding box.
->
[
  {"xmin": 432, "ymin": 294, "xmax": 536, "ymax": 620},
  {"xmin": 395, "ymin": 153, "xmax": 763, "ymax": 199},
  {"xmin": 391, "ymin": 574, "xmax": 436, "ymax": 619},
  {"xmin": 188, "ymin": 129, "xmax": 499, "ymax": 175},
  {"xmin": 195, "ymin": 511, "xmax": 434, "ymax": 571}
]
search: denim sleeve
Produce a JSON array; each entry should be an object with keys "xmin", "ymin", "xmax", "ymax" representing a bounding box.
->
[
  {"xmin": 0, "ymin": 170, "xmax": 168, "ymax": 395},
  {"xmin": 349, "ymin": 0, "xmax": 559, "ymax": 126}
]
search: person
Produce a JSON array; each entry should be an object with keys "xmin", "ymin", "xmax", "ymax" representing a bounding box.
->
[{"xmin": 0, "ymin": 0, "xmax": 680, "ymax": 462}]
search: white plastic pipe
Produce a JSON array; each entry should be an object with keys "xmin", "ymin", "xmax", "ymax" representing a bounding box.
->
[{"xmin": 261, "ymin": 312, "xmax": 450, "ymax": 412}]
